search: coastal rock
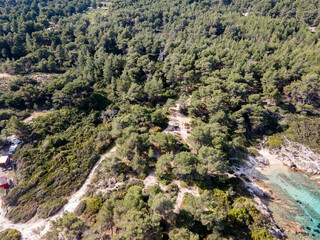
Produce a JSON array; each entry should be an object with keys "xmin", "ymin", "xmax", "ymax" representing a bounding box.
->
[
  {"xmin": 249, "ymin": 185, "xmax": 265, "ymax": 197},
  {"xmin": 282, "ymin": 222, "xmax": 307, "ymax": 236},
  {"xmin": 273, "ymin": 140, "xmax": 320, "ymax": 175},
  {"xmin": 262, "ymin": 189, "xmax": 273, "ymax": 198},
  {"xmin": 293, "ymin": 222, "xmax": 307, "ymax": 235},
  {"xmin": 307, "ymin": 168, "xmax": 314, "ymax": 173},
  {"xmin": 270, "ymin": 227, "xmax": 285, "ymax": 239},
  {"xmin": 256, "ymin": 155, "xmax": 269, "ymax": 165},
  {"xmin": 234, "ymin": 153, "xmax": 285, "ymax": 239}
]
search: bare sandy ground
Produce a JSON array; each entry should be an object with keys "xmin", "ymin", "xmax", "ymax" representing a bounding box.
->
[
  {"xmin": 0, "ymin": 73, "xmax": 14, "ymax": 78},
  {"xmin": 142, "ymin": 171, "xmax": 199, "ymax": 213},
  {"xmin": 23, "ymin": 110, "xmax": 52, "ymax": 124},
  {"xmin": 147, "ymin": 101, "xmax": 198, "ymax": 212},
  {"xmin": 257, "ymin": 148, "xmax": 288, "ymax": 174},
  {"xmin": 163, "ymin": 102, "xmax": 191, "ymax": 143}
]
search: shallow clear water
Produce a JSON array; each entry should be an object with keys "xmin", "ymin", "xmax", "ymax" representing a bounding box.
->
[{"xmin": 263, "ymin": 168, "xmax": 320, "ymax": 239}]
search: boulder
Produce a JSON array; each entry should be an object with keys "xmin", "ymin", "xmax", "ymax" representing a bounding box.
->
[{"xmin": 270, "ymin": 227, "xmax": 284, "ymax": 239}]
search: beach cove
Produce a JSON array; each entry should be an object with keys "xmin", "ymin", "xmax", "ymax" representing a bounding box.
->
[{"xmin": 254, "ymin": 149, "xmax": 320, "ymax": 239}]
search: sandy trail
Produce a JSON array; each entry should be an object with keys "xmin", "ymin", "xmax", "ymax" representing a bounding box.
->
[
  {"xmin": 56, "ymin": 146, "xmax": 118, "ymax": 215},
  {"xmin": 145, "ymin": 101, "xmax": 198, "ymax": 212},
  {"xmin": 164, "ymin": 102, "xmax": 191, "ymax": 143},
  {"xmin": 163, "ymin": 101, "xmax": 199, "ymax": 212},
  {"xmin": 142, "ymin": 172, "xmax": 199, "ymax": 213},
  {"xmin": 171, "ymin": 180, "xmax": 199, "ymax": 212},
  {"xmin": 143, "ymin": 171, "xmax": 166, "ymax": 192},
  {"xmin": 0, "ymin": 73, "xmax": 14, "ymax": 78},
  {"xmin": 0, "ymin": 146, "xmax": 118, "ymax": 239},
  {"xmin": 23, "ymin": 111, "xmax": 52, "ymax": 124}
]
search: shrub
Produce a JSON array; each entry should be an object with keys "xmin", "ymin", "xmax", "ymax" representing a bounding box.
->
[
  {"xmin": 285, "ymin": 117, "xmax": 320, "ymax": 152},
  {"xmin": 247, "ymin": 147, "xmax": 259, "ymax": 156},
  {"xmin": 0, "ymin": 109, "xmax": 16, "ymax": 121},
  {"xmin": 0, "ymin": 229, "xmax": 21, "ymax": 240},
  {"xmin": 267, "ymin": 134, "xmax": 283, "ymax": 149},
  {"xmin": 38, "ymin": 198, "xmax": 68, "ymax": 218},
  {"xmin": 250, "ymin": 227, "xmax": 274, "ymax": 240},
  {"xmin": 75, "ymin": 200, "xmax": 87, "ymax": 216},
  {"xmin": 166, "ymin": 183, "xmax": 179, "ymax": 197},
  {"xmin": 86, "ymin": 197, "xmax": 103, "ymax": 215},
  {"xmin": 7, "ymin": 200, "xmax": 39, "ymax": 223}
]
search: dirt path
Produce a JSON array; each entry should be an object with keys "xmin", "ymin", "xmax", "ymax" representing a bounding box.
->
[
  {"xmin": 143, "ymin": 171, "xmax": 166, "ymax": 192},
  {"xmin": 142, "ymin": 172, "xmax": 199, "ymax": 213},
  {"xmin": 0, "ymin": 146, "xmax": 118, "ymax": 239},
  {"xmin": 164, "ymin": 102, "xmax": 191, "ymax": 143},
  {"xmin": 171, "ymin": 180, "xmax": 199, "ymax": 212},
  {"xmin": 0, "ymin": 73, "xmax": 17, "ymax": 93},
  {"xmin": 23, "ymin": 111, "xmax": 52, "ymax": 124},
  {"xmin": 0, "ymin": 72, "xmax": 58, "ymax": 94},
  {"xmin": 144, "ymin": 101, "xmax": 198, "ymax": 212},
  {"xmin": 55, "ymin": 146, "xmax": 118, "ymax": 215},
  {"xmin": 163, "ymin": 101, "xmax": 199, "ymax": 212},
  {"xmin": 0, "ymin": 73, "xmax": 14, "ymax": 78}
]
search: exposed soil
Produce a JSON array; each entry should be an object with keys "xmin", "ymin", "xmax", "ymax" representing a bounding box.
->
[
  {"xmin": 142, "ymin": 171, "xmax": 199, "ymax": 213},
  {"xmin": 23, "ymin": 110, "xmax": 53, "ymax": 124},
  {"xmin": 163, "ymin": 101, "xmax": 191, "ymax": 143},
  {"xmin": 145, "ymin": 101, "xmax": 198, "ymax": 213},
  {"xmin": 0, "ymin": 72, "xmax": 59, "ymax": 93}
]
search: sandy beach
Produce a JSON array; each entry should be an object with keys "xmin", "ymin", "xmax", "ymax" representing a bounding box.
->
[{"xmin": 258, "ymin": 149, "xmax": 287, "ymax": 172}]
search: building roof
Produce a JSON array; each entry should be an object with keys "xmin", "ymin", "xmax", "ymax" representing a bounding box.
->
[
  {"xmin": 0, "ymin": 156, "xmax": 9, "ymax": 164},
  {"xmin": 0, "ymin": 176, "xmax": 7, "ymax": 185}
]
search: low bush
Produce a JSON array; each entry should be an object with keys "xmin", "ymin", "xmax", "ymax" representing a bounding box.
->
[
  {"xmin": 75, "ymin": 200, "xmax": 87, "ymax": 216},
  {"xmin": 37, "ymin": 198, "xmax": 68, "ymax": 218},
  {"xmin": 0, "ymin": 229, "xmax": 21, "ymax": 240},
  {"xmin": 268, "ymin": 134, "xmax": 283, "ymax": 149}
]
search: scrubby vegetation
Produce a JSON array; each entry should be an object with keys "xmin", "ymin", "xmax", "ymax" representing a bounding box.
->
[
  {"xmin": 0, "ymin": 229, "xmax": 21, "ymax": 240},
  {"xmin": 45, "ymin": 182, "xmax": 274, "ymax": 240},
  {"xmin": 285, "ymin": 116, "xmax": 320, "ymax": 152},
  {"xmin": 0, "ymin": 0, "xmax": 319, "ymax": 239}
]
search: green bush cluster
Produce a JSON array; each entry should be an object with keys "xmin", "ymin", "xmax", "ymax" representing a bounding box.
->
[
  {"xmin": 0, "ymin": 229, "xmax": 21, "ymax": 240},
  {"xmin": 268, "ymin": 133, "xmax": 284, "ymax": 149},
  {"xmin": 285, "ymin": 116, "xmax": 320, "ymax": 151}
]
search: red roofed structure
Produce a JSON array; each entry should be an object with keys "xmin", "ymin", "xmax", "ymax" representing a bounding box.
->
[{"xmin": 0, "ymin": 177, "xmax": 9, "ymax": 189}]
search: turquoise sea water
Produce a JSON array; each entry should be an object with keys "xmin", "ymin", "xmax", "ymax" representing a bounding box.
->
[{"xmin": 262, "ymin": 168, "xmax": 320, "ymax": 239}]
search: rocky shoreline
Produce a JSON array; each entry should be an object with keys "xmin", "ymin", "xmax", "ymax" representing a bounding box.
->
[
  {"xmin": 270, "ymin": 139, "xmax": 320, "ymax": 175},
  {"xmin": 234, "ymin": 141, "xmax": 320, "ymax": 239},
  {"xmin": 233, "ymin": 153, "xmax": 285, "ymax": 239}
]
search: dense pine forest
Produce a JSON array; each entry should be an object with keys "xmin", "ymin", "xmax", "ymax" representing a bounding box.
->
[{"xmin": 0, "ymin": 0, "xmax": 319, "ymax": 239}]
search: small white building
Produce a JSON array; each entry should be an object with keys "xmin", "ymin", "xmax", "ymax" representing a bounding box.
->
[{"xmin": 0, "ymin": 156, "xmax": 9, "ymax": 167}]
